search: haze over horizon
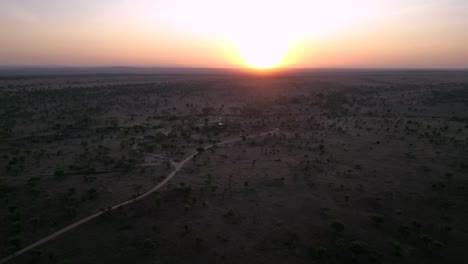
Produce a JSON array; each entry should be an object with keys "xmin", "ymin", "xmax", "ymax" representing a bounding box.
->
[{"xmin": 1, "ymin": 0, "xmax": 468, "ymax": 69}]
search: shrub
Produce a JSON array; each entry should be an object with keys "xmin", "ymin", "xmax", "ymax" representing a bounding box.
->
[
  {"xmin": 196, "ymin": 147, "xmax": 205, "ymax": 153},
  {"xmin": 420, "ymin": 234, "xmax": 445, "ymax": 250},
  {"xmin": 391, "ymin": 241, "xmax": 402, "ymax": 256},
  {"xmin": 316, "ymin": 247, "xmax": 328, "ymax": 258},
  {"xmin": 224, "ymin": 209, "xmax": 235, "ymax": 218},
  {"xmin": 143, "ymin": 238, "xmax": 156, "ymax": 253},
  {"xmin": 154, "ymin": 196, "xmax": 161, "ymax": 208},
  {"xmin": 398, "ymin": 224, "xmax": 410, "ymax": 238},
  {"xmin": 53, "ymin": 169, "xmax": 65, "ymax": 179},
  {"xmin": 331, "ymin": 220, "xmax": 345, "ymax": 233},
  {"xmin": 195, "ymin": 237, "xmax": 203, "ymax": 248},
  {"xmin": 349, "ymin": 240, "xmax": 369, "ymax": 255},
  {"xmin": 371, "ymin": 215, "xmax": 384, "ymax": 226},
  {"xmin": 86, "ymin": 188, "xmax": 98, "ymax": 200},
  {"xmin": 9, "ymin": 235, "xmax": 23, "ymax": 250}
]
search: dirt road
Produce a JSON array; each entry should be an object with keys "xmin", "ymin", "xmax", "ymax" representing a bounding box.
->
[{"xmin": 0, "ymin": 128, "xmax": 279, "ymax": 264}]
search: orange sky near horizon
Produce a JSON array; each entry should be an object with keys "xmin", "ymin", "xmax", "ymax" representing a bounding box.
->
[{"xmin": 1, "ymin": 0, "xmax": 467, "ymax": 68}]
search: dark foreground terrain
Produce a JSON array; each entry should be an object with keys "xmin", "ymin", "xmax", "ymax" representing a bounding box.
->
[{"xmin": 0, "ymin": 70, "xmax": 467, "ymax": 264}]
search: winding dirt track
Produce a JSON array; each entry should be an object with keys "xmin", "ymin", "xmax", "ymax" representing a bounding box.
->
[{"xmin": 0, "ymin": 128, "xmax": 279, "ymax": 264}]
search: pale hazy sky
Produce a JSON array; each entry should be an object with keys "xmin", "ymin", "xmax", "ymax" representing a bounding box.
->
[{"xmin": 1, "ymin": 0, "xmax": 467, "ymax": 68}]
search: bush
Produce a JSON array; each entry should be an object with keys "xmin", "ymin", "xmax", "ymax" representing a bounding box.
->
[
  {"xmin": 391, "ymin": 241, "xmax": 402, "ymax": 256},
  {"xmin": 349, "ymin": 240, "xmax": 369, "ymax": 255},
  {"xmin": 53, "ymin": 169, "xmax": 65, "ymax": 179},
  {"xmin": 371, "ymin": 215, "xmax": 384, "ymax": 226},
  {"xmin": 196, "ymin": 147, "xmax": 205, "ymax": 153},
  {"xmin": 9, "ymin": 235, "xmax": 23, "ymax": 249},
  {"xmin": 420, "ymin": 234, "xmax": 445, "ymax": 250},
  {"xmin": 331, "ymin": 220, "xmax": 345, "ymax": 233},
  {"xmin": 195, "ymin": 237, "xmax": 203, "ymax": 248},
  {"xmin": 224, "ymin": 209, "xmax": 235, "ymax": 218},
  {"xmin": 85, "ymin": 188, "xmax": 98, "ymax": 200},
  {"xmin": 143, "ymin": 238, "xmax": 156, "ymax": 254},
  {"xmin": 316, "ymin": 247, "xmax": 328, "ymax": 258},
  {"xmin": 398, "ymin": 224, "xmax": 410, "ymax": 238},
  {"xmin": 0, "ymin": 180, "xmax": 12, "ymax": 196},
  {"xmin": 154, "ymin": 196, "xmax": 161, "ymax": 208}
]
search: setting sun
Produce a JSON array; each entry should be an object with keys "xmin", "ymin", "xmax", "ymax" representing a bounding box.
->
[{"xmin": 237, "ymin": 36, "xmax": 289, "ymax": 69}]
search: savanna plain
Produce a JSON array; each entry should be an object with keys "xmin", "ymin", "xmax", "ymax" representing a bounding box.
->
[{"xmin": 0, "ymin": 71, "xmax": 467, "ymax": 264}]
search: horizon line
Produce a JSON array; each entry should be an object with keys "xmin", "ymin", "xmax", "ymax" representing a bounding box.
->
[
  {"xmin": 1, "ymin": 65, "xmax": 467, "ymax": 78},
  {"xmin": 1, "ymin": 65, "xmax": 468, "ymax": 70}
]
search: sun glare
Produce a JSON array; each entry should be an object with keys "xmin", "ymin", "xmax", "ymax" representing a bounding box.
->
[
  {"xmin": 158, "ymin": 0, "xmax": 381, "ymax": 69},
  {"xmin": 236, "ymin": 35, "xmax": 289, "ymax": 69}
]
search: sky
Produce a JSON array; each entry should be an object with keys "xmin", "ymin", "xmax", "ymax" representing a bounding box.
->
[{"xmin": 0, "ymin": 0, "xmax": 467, "ymax": 68}]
